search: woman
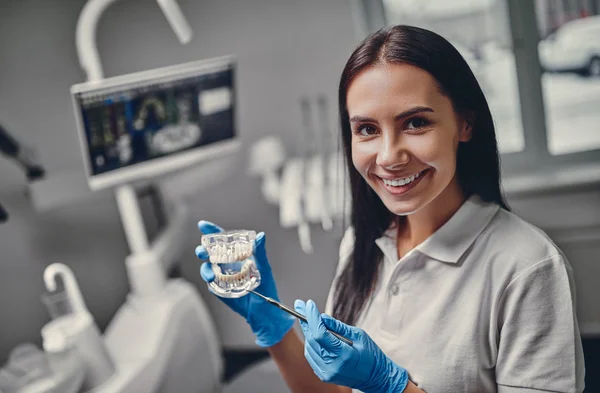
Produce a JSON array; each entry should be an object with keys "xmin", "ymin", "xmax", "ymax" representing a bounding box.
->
[{"xmin": 196, "ymin": 25, "xmax": 585, "ymax": 393}]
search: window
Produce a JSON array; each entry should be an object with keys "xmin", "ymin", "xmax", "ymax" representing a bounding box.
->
[
  {"xmin": 358, "ymin": 0, "xmax": 600, "ymax": 175},
  {"xmin": 536, "ymin": 1, "xmax": 600, "ymax": 155}
]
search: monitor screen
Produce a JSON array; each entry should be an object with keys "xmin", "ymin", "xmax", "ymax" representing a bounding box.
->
[{"xmin": 71, "ymin": 56, "xmax": 239, "ymax": 190}]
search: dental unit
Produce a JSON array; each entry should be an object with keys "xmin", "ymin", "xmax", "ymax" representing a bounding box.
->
[{"xmin": 0, "ymin": 0, "xmax": 247, "ymax": 391}]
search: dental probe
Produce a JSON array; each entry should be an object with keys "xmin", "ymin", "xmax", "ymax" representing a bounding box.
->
[{"xmin": 245, "ymin": 289, "xmax": 354, "ymax": 346}]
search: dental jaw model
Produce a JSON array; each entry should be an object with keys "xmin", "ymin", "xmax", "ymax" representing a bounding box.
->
[{"xmin": 201, "ymin": 230, "xmax": 261, "ymax": 298}]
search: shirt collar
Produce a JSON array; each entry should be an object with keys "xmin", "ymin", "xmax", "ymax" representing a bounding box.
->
[{"xmin": 375, "ymin": 195, "xmax": 500, "ymax": 264}]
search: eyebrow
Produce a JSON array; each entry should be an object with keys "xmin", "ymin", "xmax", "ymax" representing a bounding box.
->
[{"xmin": 349, "ymin": 106, "xmax": 434, "ymax": 123}]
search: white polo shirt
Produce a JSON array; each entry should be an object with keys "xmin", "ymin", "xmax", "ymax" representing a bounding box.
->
[{"xmin": 325, "ymin": 195, "xmax": 585, "ymax": 393}]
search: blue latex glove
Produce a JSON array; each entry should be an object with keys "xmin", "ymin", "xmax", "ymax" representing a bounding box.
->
[
  {"xmin": 195, "ymin": 220, "xmax": 294, "ymax": 347},
  {"xmin": 294, "ymin": 299, "xmax": 409, "ymax": 393}
]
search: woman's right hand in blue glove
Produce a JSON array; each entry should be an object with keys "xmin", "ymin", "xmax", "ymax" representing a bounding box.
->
[{"xmin": 195, "ymin": 220, "xmax": 295, "ymax": 348}]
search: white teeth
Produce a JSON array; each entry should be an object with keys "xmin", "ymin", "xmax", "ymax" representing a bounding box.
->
[
  {"xmin": 213, "ymin": 264, "xmax": 223, "ymax": 275},
  {"xmin": 209, "ymin": 241, "xmax": 255, "ymax": 285},
  {"xmin": 212, "ymin": 260, "xmax": 254, "ymax": 284},
  {"xmin": 382, "ymin": 171, "xmax": 423, "ymax": 187}
]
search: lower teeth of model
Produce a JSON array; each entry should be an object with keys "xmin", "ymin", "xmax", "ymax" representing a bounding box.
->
[{"xmin": 213, "ymin": 260, "xmax": 252, "ymax": 285}]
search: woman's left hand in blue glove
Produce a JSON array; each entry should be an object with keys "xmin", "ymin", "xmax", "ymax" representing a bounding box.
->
[{"xmin": 294, "ymin": 299, "xmax": 410, "ymax": 393}]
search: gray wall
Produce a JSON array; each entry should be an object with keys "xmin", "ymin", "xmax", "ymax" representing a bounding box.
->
[{"xmin": 0, "ymin": 0, "xmax": 598, "ymax": 365}]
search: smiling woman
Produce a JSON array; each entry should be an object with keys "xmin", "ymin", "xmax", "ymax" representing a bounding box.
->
[
  {"xmin": 334, "ymin": 25, "xmax": 509, "ymax": 330},
  {"xmin": 325, "ymin": 24, "xmax": 585, "ymax": 393}
]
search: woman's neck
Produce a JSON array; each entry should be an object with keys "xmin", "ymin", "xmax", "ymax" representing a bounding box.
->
[{"xmin": 396, "ymin": 178, "xmax": 467, "ymax": 256}]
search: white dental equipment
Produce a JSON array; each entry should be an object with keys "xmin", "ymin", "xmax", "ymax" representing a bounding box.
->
[
  {"xmin": 249, "ymin": 95, "xmax": 349, "ymax": 254},
  {"xmin": 315, "ymin": 95, "xmax": 335, "ymax": 231},
  {"xmin": 274, "ymin": 98, "xmax": 317, "ymax": 254},
  {"xmin": 247, "ymin": 135, "xmax": 286, "ymax": 205},
  {"xmin": 296, "ymin": 97, "xmax": 316, "ymax": 254},
  {"xmin": 0, "ymin": 342, "xmax": 85, "ymax": 393},
  {"xmin": 302, "ymin": 95, "xmax": 335, "ymax": 231},
  {"xmin": 279, "ymin": 157, "xmax": 305, "ymax": 227},
  {"xmin": 0, "ymin": 267, "xmax": 90, "ymax": 393},
  {"xmin": 41, "ymin": 263, "xmax": 116, "ymax": 391},
  {"xmin": 24, "ymin": 1, "xmax": 241, "ymax": 392}
]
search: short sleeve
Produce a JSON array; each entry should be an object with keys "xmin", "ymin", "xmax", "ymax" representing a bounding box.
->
[
  {"xmin": 324, "ymin": 227, "xmax": 354, "ymax": 315},
  {"xmin": 496, "ymin": 254, "xmax": 585, "ymax": 393}
]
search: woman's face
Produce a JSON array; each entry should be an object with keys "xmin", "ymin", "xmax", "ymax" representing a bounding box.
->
[{"xmin": 347, "ymin": 63, "xmax": 471, "ymax": 216}]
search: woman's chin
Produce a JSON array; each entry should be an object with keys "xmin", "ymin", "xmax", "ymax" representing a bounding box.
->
[{"xmin": 383, "ymin": 199, "xmax": 424, "ymax": 217}]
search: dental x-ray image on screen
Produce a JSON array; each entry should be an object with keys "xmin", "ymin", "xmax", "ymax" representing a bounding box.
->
[{"xmin": 71, "ymin": 56, "xmax": 239, "ymax": 190}]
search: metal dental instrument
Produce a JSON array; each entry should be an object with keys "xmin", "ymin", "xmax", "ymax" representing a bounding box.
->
[{"xmin": 246, "ymin": 289, "xmax": 354, "ymax": 346}]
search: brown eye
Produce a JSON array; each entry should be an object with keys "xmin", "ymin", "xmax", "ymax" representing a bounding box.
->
[
  {"xmin": 406, "ymin": 117, "xmax": 430, "ymax": 130},
  {"xmin": 356, "ymin": 124, "xmax": 377, "ymax": 136}
]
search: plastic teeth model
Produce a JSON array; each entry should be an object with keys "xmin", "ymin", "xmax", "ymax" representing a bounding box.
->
[{"xmin": 201, "ymin": 230, "xmax": 261, "ymax": 298}]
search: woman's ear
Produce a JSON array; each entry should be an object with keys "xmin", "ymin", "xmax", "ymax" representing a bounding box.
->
[{"xmin": 459, "ymin": 113, "xmax": 474, "ymax": 142}]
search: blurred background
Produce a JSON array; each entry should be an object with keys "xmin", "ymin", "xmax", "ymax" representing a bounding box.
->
[{"xmin": 0, "ymin": 0, "xmax": 598, "ymax": 392}]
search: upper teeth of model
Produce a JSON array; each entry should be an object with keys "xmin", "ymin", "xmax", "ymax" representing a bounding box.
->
[
  {"xmin": 382, "ymin": 171, "xmax": 422, "ymax": 187},
  {"xmin": 209, "ymin": 242, "xmax": 253, "ymax": 263}
]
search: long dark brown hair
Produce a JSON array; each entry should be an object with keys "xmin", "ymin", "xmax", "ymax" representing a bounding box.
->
[{"xmin": 332, "ymin": 25, "xmax": 510, "ymax": 325}]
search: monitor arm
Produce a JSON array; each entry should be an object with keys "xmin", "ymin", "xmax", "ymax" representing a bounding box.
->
[
  {"xmin": 76, "ymin": 0, "xmax": 194, "ymax": 294},
  {"xmin": 76, "ymin": 0, "xmax": 192, "ymax": 81}
]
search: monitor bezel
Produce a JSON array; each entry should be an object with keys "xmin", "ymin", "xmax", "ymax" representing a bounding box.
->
[{"xmin": 70, "ymin": 55, "xmax": 240, "ymax": 191}]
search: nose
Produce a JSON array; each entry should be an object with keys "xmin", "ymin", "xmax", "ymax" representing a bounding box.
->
[{"xmin": 375, "ymin": 133, "xmax": 410, "ymax": 169}]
